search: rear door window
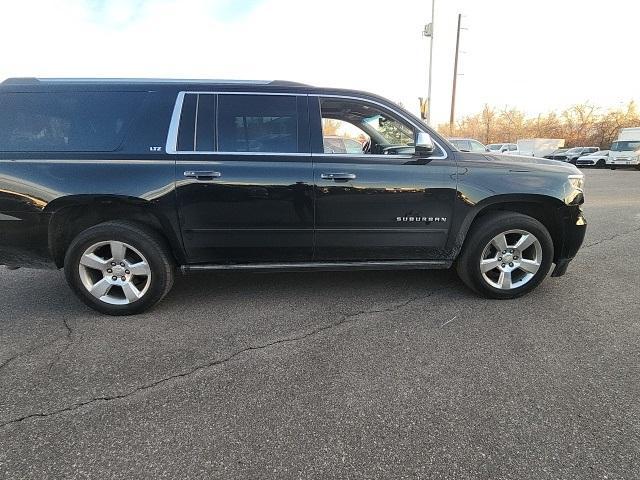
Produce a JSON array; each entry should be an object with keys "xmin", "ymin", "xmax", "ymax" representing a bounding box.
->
[
  {"xmin": 217, "ymin": 94, "xmax": 298, "ymax": 153},
  {"xmin": 176, "ymin": 93, "xmax": 197, "ymax": 152},
  {"xmin": 175, "ymin": 93, "xmax": 217, "ymax": 152},
  {"xmin": 195, "ymin": 94, "xmax": 216, "ymax": 152},
  {"xmin": 0, "ymin": 92, "xmax": 145, "ymax": 152}
]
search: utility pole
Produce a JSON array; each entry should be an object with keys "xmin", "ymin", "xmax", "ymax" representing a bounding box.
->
[
  {"xmin": 449, "ymin": 13, "xmax": 462, "ymax": 135},
  {"xmin": 422, "ymin": 0, "xmax": 436, "ymax": 125}
]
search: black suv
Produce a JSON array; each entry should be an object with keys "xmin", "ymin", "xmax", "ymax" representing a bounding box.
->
[{"xmin": 0, "ymin": 78, "xmax": 587, "ymax": 315}]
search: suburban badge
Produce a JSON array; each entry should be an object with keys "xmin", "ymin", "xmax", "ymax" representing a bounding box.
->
[{"xmin": 396, "ymin": 216, "xmax": 447, "ymax": 223}]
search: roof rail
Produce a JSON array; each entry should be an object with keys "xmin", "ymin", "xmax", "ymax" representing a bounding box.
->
[
  {"xmin": 268, "ymin": 80, "xmax": 310, "ymax": 87},
  {"xmin": 1, "ymin": 77, "xmax": 40, "ymax": 85},
  {"xmin": 1, "ymin": 77, "xmax": 310, "ymax": 86}
]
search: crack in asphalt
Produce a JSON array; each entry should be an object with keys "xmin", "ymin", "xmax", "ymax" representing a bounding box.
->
[
  {"xmin": 0, "ymin": 342, "xmax": 55, "ymax": 372},
  {"xmin": 0, "ymin": 221, "xmax": 634, "ymax": 379},
  {"xmin": 47, "ymin": 318, "xmax": 74, "ymax": 373},
  {"xmin": 0, "ymin": 318, "xmax": 74, "ymax": 374},
  {"xmin": 0, "ymin": 285, "xmax": 451, "ymax": 429},
  {"xmin": 2, "ymin": 223, "xmax": 637, "ymax": 428},
  {"xmin": 582, "ymin": 225, "xmax": 640, "ymax": 249}
]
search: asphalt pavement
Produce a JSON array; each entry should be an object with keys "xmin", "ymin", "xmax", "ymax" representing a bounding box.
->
[{"xmin": 1, "ymin": 168, "xmax": 639, "ymax": 479}]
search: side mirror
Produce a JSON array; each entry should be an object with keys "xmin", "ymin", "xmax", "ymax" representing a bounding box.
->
[{"xmin": 415, "ymin": 132, "xmax": 435, "ymax": 156}]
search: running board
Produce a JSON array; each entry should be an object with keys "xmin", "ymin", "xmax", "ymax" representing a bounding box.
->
[{"xmin": 181, "ymin": 260, "xmax": 451, "ymax": 274}]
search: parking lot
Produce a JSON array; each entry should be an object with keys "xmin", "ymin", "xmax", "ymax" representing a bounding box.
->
[{"xmin": 0, "ymin": 168, "xmax": 638, "ymax": 479}]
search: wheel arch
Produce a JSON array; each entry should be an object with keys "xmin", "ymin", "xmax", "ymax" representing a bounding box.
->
[
  {"xmin": 452, "ymin": 194, "xmax": 566, "ymax": 262},
  {"xmin": 45, "ymin": 195, "xmax": 185, "ymax": 268}
]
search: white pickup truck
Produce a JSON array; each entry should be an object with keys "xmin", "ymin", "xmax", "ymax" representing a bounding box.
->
[{"xmin": 609, "ymin": 127, "xmax": 640, "ymax": 169}]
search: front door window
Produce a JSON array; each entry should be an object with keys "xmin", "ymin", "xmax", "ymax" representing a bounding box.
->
[{"xmin": 319, "ymin": 97, "xmax": 441, "ymax": 157}]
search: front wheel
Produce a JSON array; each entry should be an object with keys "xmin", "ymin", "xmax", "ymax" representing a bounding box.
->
[
  {"xmin": 456, "ymin": 212, "xmax": 554, "ymax": 299},
  {"xmin": 64, "ymin": 221, "xmax": 174, "ymax": 315}
]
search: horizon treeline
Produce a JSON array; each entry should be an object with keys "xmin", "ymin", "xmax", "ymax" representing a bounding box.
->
[{"xmin": 436, "ymin": 101, "xmax": 640, "ymax": 148}]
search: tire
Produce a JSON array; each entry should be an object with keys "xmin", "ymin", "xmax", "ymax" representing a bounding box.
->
[
  {"xmin": 64, "ymin": 221, "xmax": 175, "ymax": 315},
  {"xmin": 456, "ymin": 212, "xmax": 554, "ymax": 299},
  {"xmin": 596, "ymin": 159, "xmax": 605, "ymax": 169}
]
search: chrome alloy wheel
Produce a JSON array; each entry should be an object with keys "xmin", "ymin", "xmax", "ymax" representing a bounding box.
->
[
  {"xmin": 78, "ymin": 241, "xmax": 151, "ymax": 305},
  {"xmin": 479, "ymin": 229, "xmax": 543, "ymax": 290}
]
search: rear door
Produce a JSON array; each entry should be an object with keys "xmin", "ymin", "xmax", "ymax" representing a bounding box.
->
[
  {"xmin": 310, "ymin": 95, "xmax": 457, "ymax": 261},
  {"xmin": 170, "ymin": 91, "xmax": 314, "ymax": 263}
]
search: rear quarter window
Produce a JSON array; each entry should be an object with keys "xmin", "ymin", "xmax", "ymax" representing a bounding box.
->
[{"xmin": 0, "ymin": 91, "xmax": 145, "ymax": 152}]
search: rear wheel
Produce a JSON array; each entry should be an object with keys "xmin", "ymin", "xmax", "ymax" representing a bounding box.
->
[
  {"xmin": 596, "ymin": 159, "xmax": 605, "ymax": 168},
  {"xmin": 456, "ymin": 212, "xmax": 554, "ymax": 299},
  {"xmin": 64, "ymin": 221, "xmax": 174, "ymax": 315}
]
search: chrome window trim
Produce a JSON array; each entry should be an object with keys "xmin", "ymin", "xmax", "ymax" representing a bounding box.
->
[
  {"xmin": 313, "ymin": 94, "xmax": 448, "ymax": 160},
  {"xmin": 312, "ymin": 153, "xmax": 414, "ymax": 160},
  {"xmin": 166, "ymin": 91, "xmax": 449, "ymax": 160},
  {"xmin": 166, "ymin": 92, "xmax": 186, "ymax": 154},
  {"xmin": 174, "ymin": 152, "xmax": 309, "ymax": 158}
]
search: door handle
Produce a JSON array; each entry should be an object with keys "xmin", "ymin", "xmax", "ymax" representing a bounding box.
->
[
  {"xmin": 183, "ymin": 170, "xmax": 222, "ymax": 180},
  {"xmin": 320, "ymin": 173, "xmax": 356, "ymax": 181}
]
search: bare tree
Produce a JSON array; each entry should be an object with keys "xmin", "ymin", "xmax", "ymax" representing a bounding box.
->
[{"xmin": 437, "ymin": 101, "xmax": 640, "ymax": 148}]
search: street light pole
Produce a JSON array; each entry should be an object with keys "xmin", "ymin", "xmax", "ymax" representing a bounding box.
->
[
  {"xmin": 449, "ymin": 13, "xmax": 462, "ymax": 135},
  {"xmin": 426, "ymin": 0, "xmax": 435, "ymax": 126}
]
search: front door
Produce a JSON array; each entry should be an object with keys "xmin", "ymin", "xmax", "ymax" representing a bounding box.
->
[
  {"xmin": 172, "ymin": 92, "xmax": 314, "ymax": 263},
  {"xmin": 311, "ymin": 95, "xmax": 457, "ymax": 261}
]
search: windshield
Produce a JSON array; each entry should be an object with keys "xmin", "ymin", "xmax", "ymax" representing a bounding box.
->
[
  {"xmin": 488, "ymin": 144, "xmax": 502, "ymax": 150},
  {"xmin": 566, "ymin": 147, "xmax": 583, "ymax": 154},
  {"xmin": 611, "ymin": 141, "xmax": 640, "ymax": 152},
  {"xmin": 588, "ymin": 150, "xmax": 606, "ymax": 156}
]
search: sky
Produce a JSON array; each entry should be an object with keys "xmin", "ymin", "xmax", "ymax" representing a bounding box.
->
[{"xmin": 1, "ymin": 0, "xmax": 638, "ymax": 125}]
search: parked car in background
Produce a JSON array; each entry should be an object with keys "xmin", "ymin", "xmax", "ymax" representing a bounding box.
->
[
  {"xmin": 516, "ymin": 138, "xmax": 565, "ymax": 157},
  {"xmin": 576, "ymin": 150, "xmax": 609, "ymax": 168},
  {"xmin": 487, "ymin": 143, "xmax": 518, "ymax": 154},
  {"xmin": 564, "ymin": 147, "xmax": 600, "ymax": 164},
  {"xmin": 609, "ymin": 127, "xmax": 640, "ymax": 169},
  {"xmin": 323, "ymin": 135, "xmax": 364, "ymax": 154},
  {"xmin": 544, "ymin": 148, "xmax": 569, "ymax": 161},
  {"xmin": 545, "ymin": 147, "xmax": 598, "ymax": 164},
  {"xmin": 449, "ymin": 138, "xmax": 489, "ymax": 152}
]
